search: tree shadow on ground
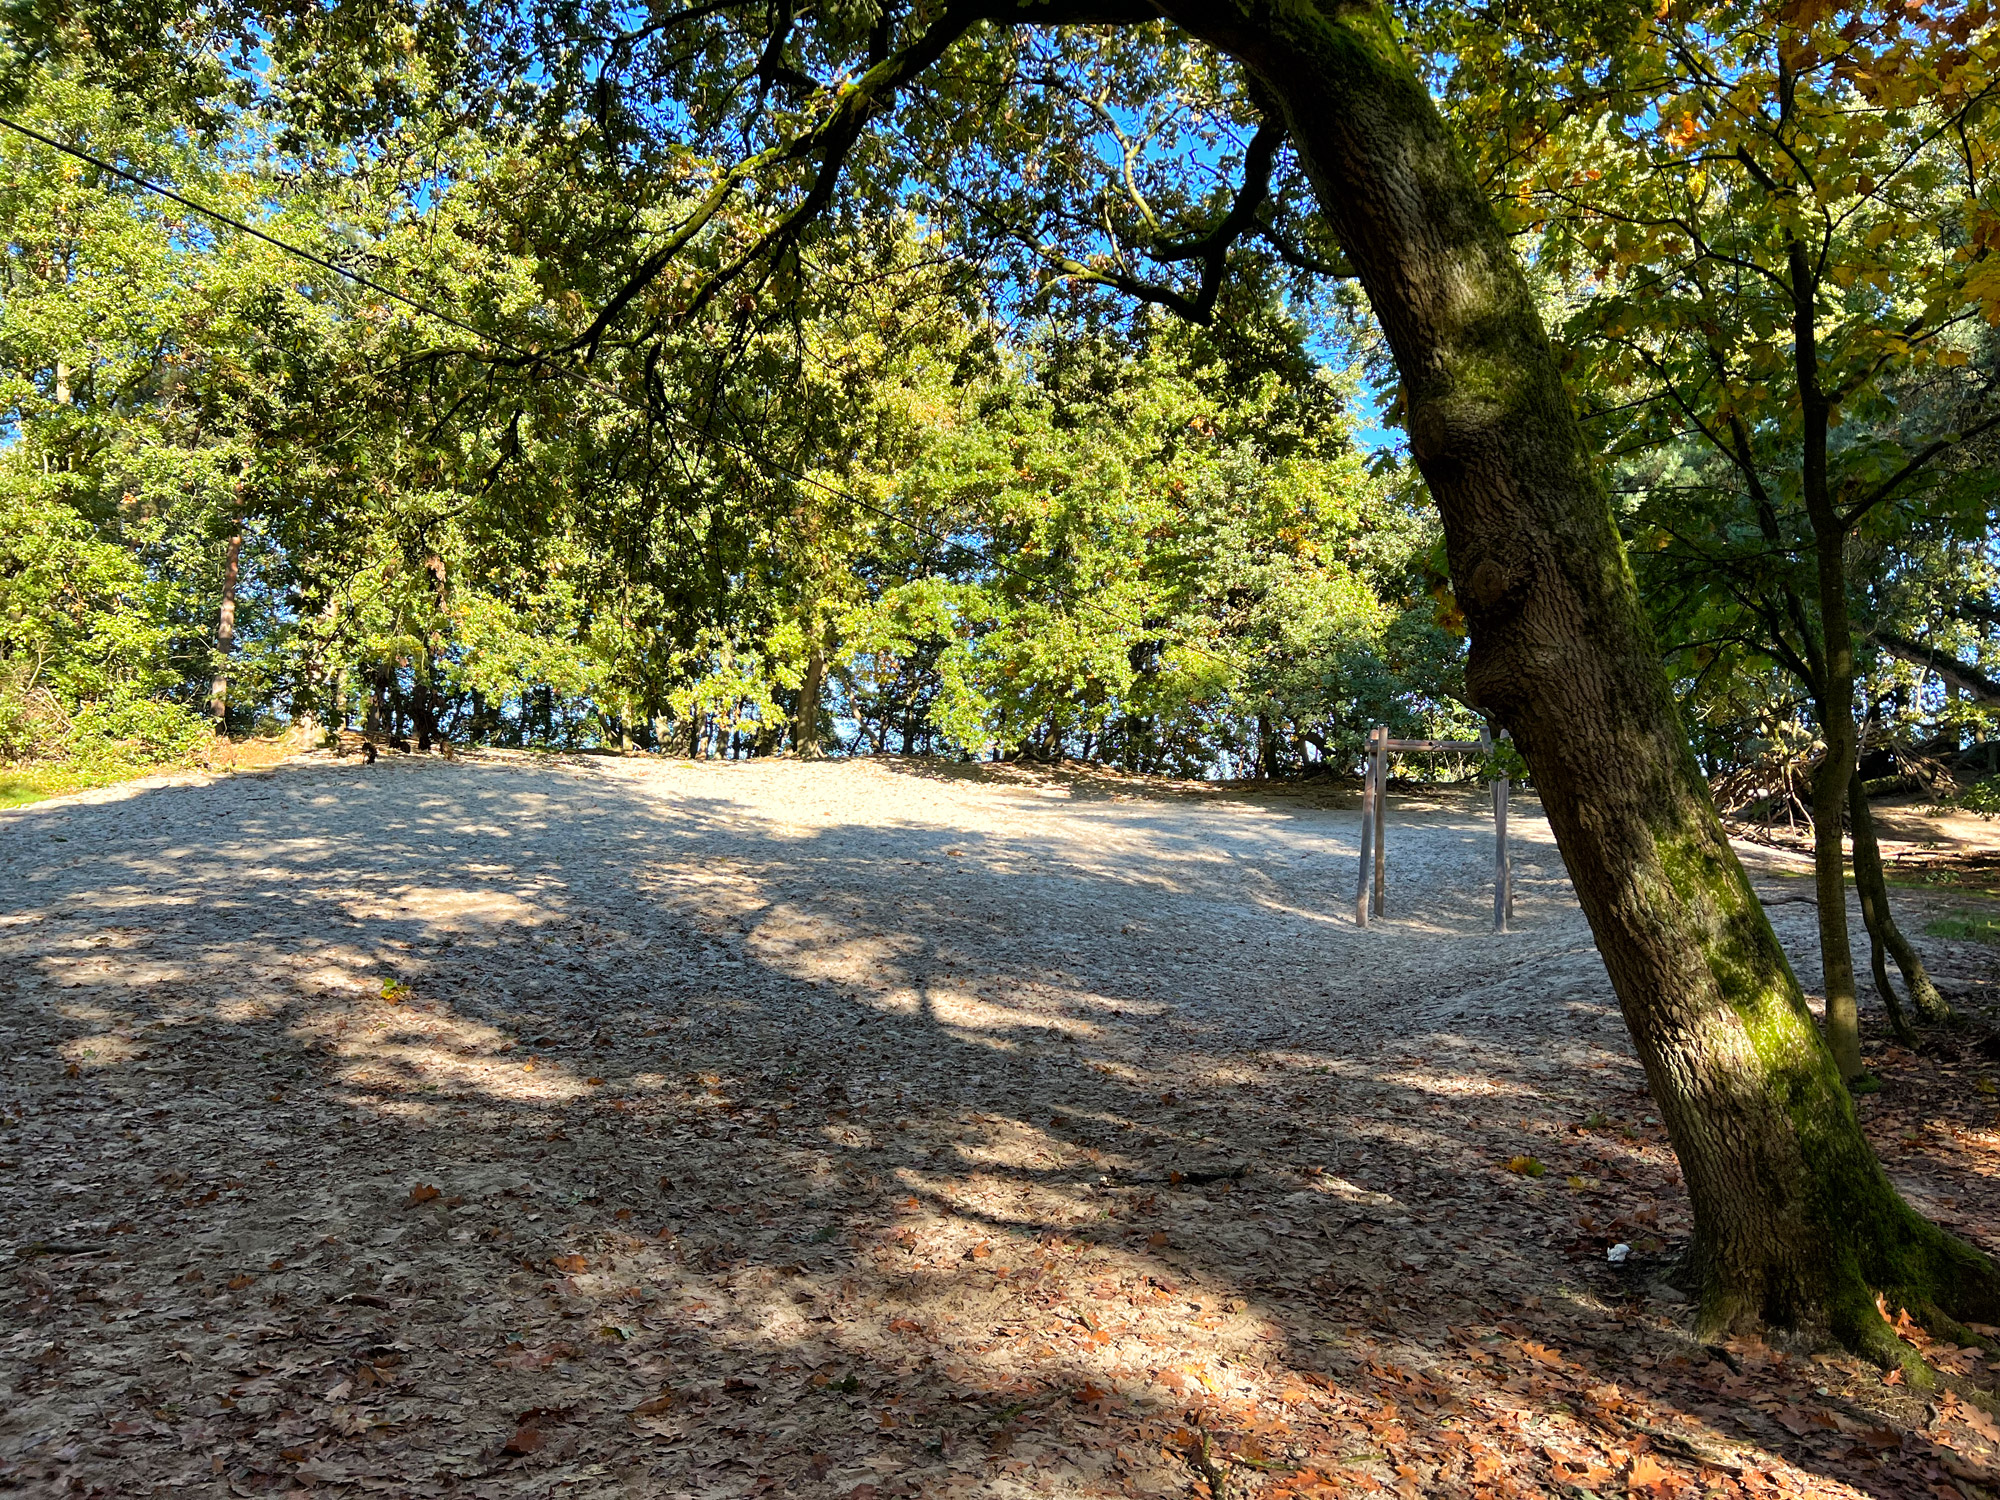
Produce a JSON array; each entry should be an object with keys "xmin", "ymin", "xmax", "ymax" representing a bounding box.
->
[{"xmin": 0, "ymin": 752, "xmax": 1995, "ymax": 1499}]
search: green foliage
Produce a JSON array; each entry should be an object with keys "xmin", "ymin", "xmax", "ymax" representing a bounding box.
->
[
  {"xmin": 0, "ymin": 71, "xmax": 1465, "ymax": 779},
  {"xmin": 1956, "ymin": 774, "xmax": 2000, "ymax": 818},
  {"xmin": 1924, "ymin": 911, "xmax": 2000, "ymax": 944},
  {"xmin": 1427, "ymin": 1, "xmax": 2000, "ymax": 783}
]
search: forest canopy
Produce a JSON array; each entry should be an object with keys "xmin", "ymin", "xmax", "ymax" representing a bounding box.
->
[
  {"xmin": 0, "ymin": 0, "xmax": 1995, "ymax": 792},
  {"xmin": 0, "ymin": 66, "xmax": 1472, "ymax": 778}
]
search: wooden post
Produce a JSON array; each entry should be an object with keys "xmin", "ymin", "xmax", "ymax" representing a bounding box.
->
[
  {"xmin": 1494, "ymin": 748, "xmax": 1512, "ymax": 934},
  {"xmin": 1372, "ymin": 724, "xmax": 1388, "ymax": 916},
  {"xmin": 1355, "ymin": 726, "xmax": 1376, "ymax": 927},
  {"xmin": 1503, "ymin": 777, "xmax": 1515, "ymax": 921}
]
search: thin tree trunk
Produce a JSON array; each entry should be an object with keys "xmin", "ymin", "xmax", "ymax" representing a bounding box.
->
[
  {"xmin": 1849, "ymin": 767, "xmax": 1916, "ymax": 1046},
  {"xmin": 414, "ymin": 666, "xmax": 435, "ymax": 752},
  {"xmin": 1785, "ymin": 238, "xmax": 1866, "ymax": 1083},
  {"xmin": 207, "ymin": 523, "xmax": 243, "ymax": 730},
  {"xmin": 1156, "ymin": 0, "xmax": 1997, "ymax": 1362},
  {"xmin": 1849, "ymin": 768, "xmax": 1951, "ymax": 1024}
]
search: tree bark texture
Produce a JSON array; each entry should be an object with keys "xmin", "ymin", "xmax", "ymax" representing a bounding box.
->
[
  {"xmin": 1849, "ymin": 768, "xmax": 1915, "ymax": 1046},
  {"xmin": 1786, "ymin": 237, "xmax": 1865, "ymax": 1082},
  {"xmin": 1848, "ymin": 770, "xmax": 1951, "ymax": 1025},
  {"xmin": 1151, "ymin": 0, "xmax": 1996, "ymax": 1359},
  {"xmin": 207, "ymin": 524, "xmax": 243, "ymax": 729}
]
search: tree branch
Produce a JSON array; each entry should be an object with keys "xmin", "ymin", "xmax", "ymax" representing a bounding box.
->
[{"xmin": 1875, "ymin": 631, "xmax": 2000, "ymax": 704}]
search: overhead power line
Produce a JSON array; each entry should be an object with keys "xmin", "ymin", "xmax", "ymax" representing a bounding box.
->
[{"xmin": 0, "ymin": 112, "xmax": 1251, "ymax": 677}]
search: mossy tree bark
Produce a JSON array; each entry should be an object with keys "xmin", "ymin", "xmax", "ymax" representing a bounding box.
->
[{"xmin": 1152, "ymin": 0, "xmax": 1998, "ymax": 1360}]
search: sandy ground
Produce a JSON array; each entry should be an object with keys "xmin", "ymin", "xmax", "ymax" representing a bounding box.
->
[{"xmin": 2, "ymin": 753, "xmax": 1997, "ymax": 1499}]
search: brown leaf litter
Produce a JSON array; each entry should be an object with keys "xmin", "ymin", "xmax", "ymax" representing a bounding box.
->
[{"xmin": 0, "ymin": 753, "xmax": 1995, "ymax": 1498}]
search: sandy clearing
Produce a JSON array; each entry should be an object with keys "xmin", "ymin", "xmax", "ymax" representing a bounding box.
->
[{"xmin": 1, "ymin": 752, "xmax": 1995, "ymax": 1498}]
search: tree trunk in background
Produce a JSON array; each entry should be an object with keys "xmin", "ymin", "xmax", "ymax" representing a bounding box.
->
[
  {"xmin": 794, "ymin": 631, "xmax": 828, "ymax": 756},
  {"xmin": 413, "ymin": 664, "xmax": 436, "ymax": 752},
  {"xmin": 1257, "ymin": 713, "xmax": 1281, "ymax": 779},
  {"xmin": 1849, "ymin": 771, "xmax": 1951, "ymax": 1024},
  {"xmin": 206, "ymin": 523, "xmax": 243, "ymax": 730},
  {"xmin": 1155, "ymin": 0, "xmax": 1997, "ymax": 1361},
  {"xmin": 363, "ymin": 664, "xmax": 389, "ymax": 734}
]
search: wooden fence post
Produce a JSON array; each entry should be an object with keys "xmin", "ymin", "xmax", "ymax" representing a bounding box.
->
[
  {"xmin": 1494, "ymin": 755, "xmax": 1512, "ymax": 934},
  {"xmin": 1502, "ymin": 732, "xmax": 1516, "ymax": 923},
  {"xmin": 1372, "ymin": 724, "xmax": 1388, "ymax": 916},
  {"xmin": 1355, "ymin": 726, "xmax": 1376, "ymax": 927}
]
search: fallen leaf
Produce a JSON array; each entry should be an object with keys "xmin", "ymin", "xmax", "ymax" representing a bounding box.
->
[
  {"xmin": 1963, "ymin": 1406, "xmax": 2000, "ymax": 1445},
  {"xmin": 502, "ymin": 1424, "xmax": 544, "ymax": 1455},
  {"xmin": 1625, "ymin": 1453, "xmax": 1672, "ymax": 1492},
  {"xmin": 631, "ymin": 1393, "xmax": 675, "ymax": 1418},
  {"xmin": 1506, "ymin": 1155, "xmax": 1546, "ymax": 1177},
  {"xmin": 404, "ymin": 1184, "xmax": 441, "ymax": 1207}
]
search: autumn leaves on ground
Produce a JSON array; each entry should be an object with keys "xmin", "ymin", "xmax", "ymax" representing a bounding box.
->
[{"xmin": 2, "ymin": 753, "xmax": 1998, "ymax": 1499}]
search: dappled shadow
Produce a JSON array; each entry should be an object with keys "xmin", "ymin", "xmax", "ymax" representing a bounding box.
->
[{"xmin": 0, "ymin": 753, "xmax": 1995, "ymax": 1497}]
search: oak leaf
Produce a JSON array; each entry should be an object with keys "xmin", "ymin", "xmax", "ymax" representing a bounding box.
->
[{"xmin": 1624, "ymin": 1453, "xmax": 1671, "ymax": 1492}]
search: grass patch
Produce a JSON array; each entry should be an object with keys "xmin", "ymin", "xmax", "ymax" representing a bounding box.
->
[
  {"xmin": 0, "ymin": 761, "xmax": 174, "ymax": 809},
  {"xmin": 1924, "ymin": 911, "xmax": 2000, "ymax": 945},
  {"xmin": 0, "ymin": 734, "xmax": 308, "ymax": 811}
]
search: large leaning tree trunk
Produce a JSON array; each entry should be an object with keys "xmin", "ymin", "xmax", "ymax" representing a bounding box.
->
[{"xmin": 1154, "ymin": 0, "xmax": 1997, "ymax": 1363}]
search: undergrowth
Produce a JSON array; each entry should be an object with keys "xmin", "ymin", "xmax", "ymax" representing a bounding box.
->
[{"xmin": 1925, "ymin": 911, "xmax": 2000, "ymax": 946}]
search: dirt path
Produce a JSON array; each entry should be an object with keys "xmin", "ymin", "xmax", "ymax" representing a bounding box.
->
[{"xmin": 2, "ymin": 754, "xmax": 1996, "ymax": 1498}]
